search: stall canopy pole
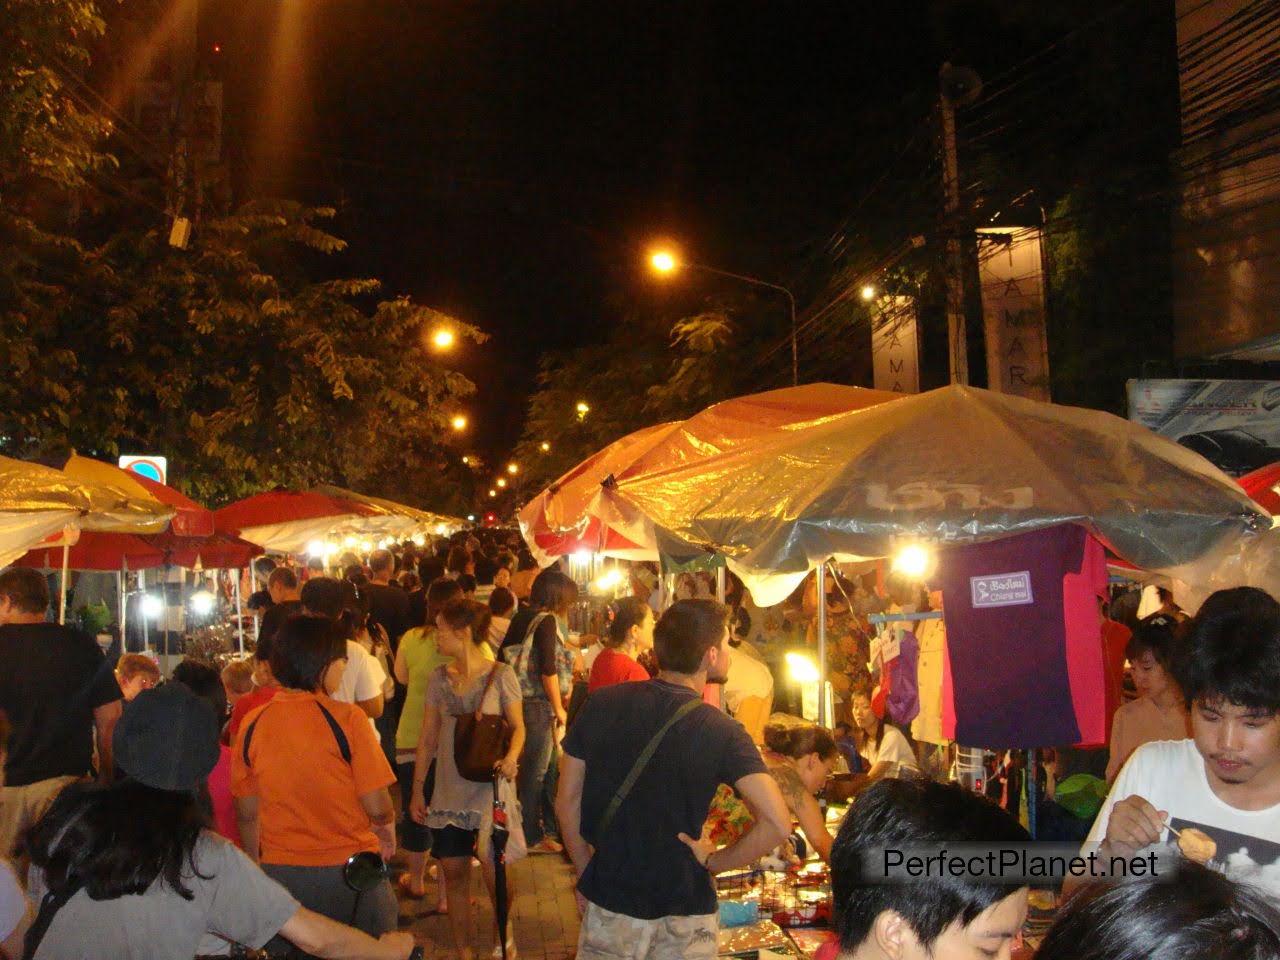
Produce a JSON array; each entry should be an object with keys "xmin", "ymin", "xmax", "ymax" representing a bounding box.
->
[
  {"xmin": 234, "ymin": 570, "xmax": 245, "ymax": 655},
  {"xmin": 58, "ymin": 543, "xmax": 70, "ymax": 624},
  {"xmin": 816, "ymin": 561, "xmax": 828, "ymax": 727},
  {"xmin": 141, "ymin": 569, "xmax": 150, "ymax": 655},
  {"xmin": 119, "ymin": 557, "xmax": 128, "ymax": 654},
  {"xmin": 715, "ymin": 566, "xmax": 726, "ymax": 605}
]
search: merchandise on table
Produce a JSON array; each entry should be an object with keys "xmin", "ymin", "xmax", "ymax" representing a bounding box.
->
[
  {"xmin": 785, "ymin": 927, "xmax": 838, "ymax": 959},
  {"xmin": 717, "ymin": 919, "xmax": 792, "ymax": 956}
]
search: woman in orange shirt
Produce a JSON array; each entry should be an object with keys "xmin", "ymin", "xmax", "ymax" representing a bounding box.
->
[{"xmin": 232, "ymin": 615, "xmax": 400, "ymax": 939}]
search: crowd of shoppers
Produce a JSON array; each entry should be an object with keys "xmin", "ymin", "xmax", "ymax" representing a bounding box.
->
[{"xmin": 5, "ymin": 526, "xmax": 1280, "ymax": 960}]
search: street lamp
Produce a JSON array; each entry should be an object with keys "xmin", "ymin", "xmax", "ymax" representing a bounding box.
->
[
  {"xmin": 489, "ymin": 488, "xmax": 497, "ymax": 497},
  {"xmin": 648, "ymin": 248, "xmax": 799, "ymax": 386},
  {"xmin": 461, "ymin": 455, "xmax": 471, "ymax": 466},
  {"xmin": 451, "ymin": 414, "xmax": 468, "ymax": 431},
  {"xmin": 432, "ymin": 328, "xmax": 455, "ymax": 349},
  {"xmin": 576, "ymin": 401, "xmax": 590, "ymax": 419},
  {"xmin": 496, "ymin": 478, "xmax": 507, "ymax": 489},
  {"xmin": 540, "ymin": 441, "xmax": 551, "ymax": 452},
  {"xmin": 507, "ymin": 463, "xmax": 519, "ymax": 475},
  {"xmin": 860, "ymin": 285, "xmax": 877, "ymax": 302}
]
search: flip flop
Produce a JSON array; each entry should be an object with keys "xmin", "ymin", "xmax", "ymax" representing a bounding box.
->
[{"xmin": 397, "ymin": 873, "xmax": 428, "ymax": 900}]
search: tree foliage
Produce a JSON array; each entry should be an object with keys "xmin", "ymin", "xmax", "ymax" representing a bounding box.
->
[{"xmin": 0, "ymin": 1, "xmax": 484, "ymax": 513}]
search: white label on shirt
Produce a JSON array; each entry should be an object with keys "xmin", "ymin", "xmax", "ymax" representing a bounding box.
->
[{"xmin": 969, "ymin": 571, "xmax": 1034, "ymax": 608}]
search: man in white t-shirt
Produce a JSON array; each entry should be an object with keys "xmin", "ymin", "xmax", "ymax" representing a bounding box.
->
[
  {"xmin": 300, "ymin": 577, "xmax": 386, "ymax": 728},
  {"xmin": 1075, "ymin": 587, "xmax": 1280, "ymax": 898}
]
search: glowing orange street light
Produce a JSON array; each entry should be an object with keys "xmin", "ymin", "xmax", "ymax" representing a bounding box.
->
[
  {"xmin": 432, "ymin": 329, "xmax": 455, "ymax": 349},
  {"xmin": 860, "ymin": 285, "xmax": 877, "ymax": 301},
  {"xmin": 451, "ymin": 415, "xmax": 468, "ymax": 431},
  {"xmin": 489, "ymin": 489, "xmax": 497, "ymax": 497},
  {"xmin": 461, "ymin": 456, "xmax": 471, "ymax": 466},
  {"xmin": 576, "ymin": 401, "xmax": 590, "ymax": 419},
  {"xmin": 496, "ymin": 478, "xmax": 507, "ymax": 488},
  {"xmin": 650, "ymin": 250, "xmax": 677, "ymax": 274},
  {"xmin": 540, "ymin": 441, "xmax": 551, "ymax": 452},
  {"xmin": 507, "ymin": 463, "xmax": 519, "ymax": 475}
]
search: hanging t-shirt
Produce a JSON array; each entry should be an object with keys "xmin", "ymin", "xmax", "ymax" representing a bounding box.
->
[
  {"xmin": 1085, "ymin": 739, "xmax": 1280, "ymax": 898},
  {"xmin": 1101, "ymin": 618, "xmax": 1133, "ymax": 737},
  {"xmin": 935, "ymin": 524, "xmax": 1103, "ymax": 748},
  {"xmin": 887, "ymin": 625, "xmax": 920, "ymax": 727},
  {"xmin": 1061, "ymin": 536, "xmax": 1109, "ymax": 746},
  {"xmin": 912, "ymin": 617, "xmax": 948, "ymax": 745}
]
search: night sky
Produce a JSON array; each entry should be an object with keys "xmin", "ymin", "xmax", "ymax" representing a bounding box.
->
[{"xmin": 202, "ymin": 1, "xmax": 1131, "ymax": 462}]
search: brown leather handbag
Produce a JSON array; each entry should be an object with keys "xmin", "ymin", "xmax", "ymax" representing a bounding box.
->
[{"xmin": 453, "ymin": 662, "xmax": 512, "ymax": 782}]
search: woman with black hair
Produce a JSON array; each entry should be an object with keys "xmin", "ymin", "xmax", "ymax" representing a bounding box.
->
[
  {"xmin": 231, "ymin": 615, "xmax": 400, "ymax": 942},
  {"xmin": 1039, "ymin": 862, "xmax": 1280, "ymax": 960},
  {"xmin": 850, "ymin": 683, "xmax": 920, "ymax": 782},
  {"xmin": 499, "ymin": 569, "xmax": 577, "ymax": 854},
  {"xmin": 26, "ymin": 683, "xmax": 415, "ymax": 959},
  {"xmin": 1105, "ymin": 613, "xmax": 1189, "ymax": 783},
  {"xmin": 587, "ymin": 596, "xmax": 652, "ymax": 693}
]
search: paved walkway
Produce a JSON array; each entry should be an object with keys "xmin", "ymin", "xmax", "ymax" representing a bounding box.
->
[{"xmin": 394, "ymin": 852, "xmax": 581, "ymax": 959}]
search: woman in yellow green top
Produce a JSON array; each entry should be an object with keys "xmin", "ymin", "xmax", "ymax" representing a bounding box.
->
[{"xmin": 394, "ymin": 578, "xmax": 461, "ymax": 903}]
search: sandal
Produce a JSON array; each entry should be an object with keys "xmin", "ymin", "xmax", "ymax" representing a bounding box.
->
[{"xmin": 396, "ymin": 873, "xmax": 428, "ymax": 900}]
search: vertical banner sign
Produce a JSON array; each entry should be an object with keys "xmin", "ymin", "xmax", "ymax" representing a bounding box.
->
[
  {"xmin": 978, "ymin": 227, "xmax": 1051, "ymax": 401},
  {"xmin": 871, "ymin": 296, "xmax": 920, "ymax": 394}
]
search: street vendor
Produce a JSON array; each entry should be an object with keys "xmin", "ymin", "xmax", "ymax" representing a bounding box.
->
[
  {"xmin": 850, "ymin": 681, "xmax": 920, "ymax": 782},
  {"xmin": 704, "ymin": 713, "xmax": 841, "ymax": 861},
  {"xmin": 1070, "ymin": 587, "xmax": 1280, "ymax": 899}
]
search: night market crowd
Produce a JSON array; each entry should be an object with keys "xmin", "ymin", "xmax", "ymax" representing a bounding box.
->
[{"xmin": 0, "ymin": 529, "xmax": 1279, "ymax": 960}]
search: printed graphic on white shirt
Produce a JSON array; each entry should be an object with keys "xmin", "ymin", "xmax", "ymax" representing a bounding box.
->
[{"xmin": 1170, "ymin": 815, "xmax": 1280, "ymax": 897}]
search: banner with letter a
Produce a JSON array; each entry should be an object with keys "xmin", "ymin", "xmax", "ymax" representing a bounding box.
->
[
  {"xmin": 978, "ymin": 227, "xmax": 1051, "ymax": 401},
  {"xmin": 871, "ymin": 296, "xmax": 920, "ymax": 394}
]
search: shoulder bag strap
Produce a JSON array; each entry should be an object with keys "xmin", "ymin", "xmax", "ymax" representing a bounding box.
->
[
  {"xmin": 595, "ymin": 697, "xmax": 703, "ymax": 842},
  {"xmin": 473, "ymin": 662, "xmax": 502, "ymax": 720},
  {"xmin": 314, "ymin": 701, "xmax": 353, "ymax": 765},
  {"xmin": 23, "ymin": 882, "xmax": 83, "ymax": 960}
]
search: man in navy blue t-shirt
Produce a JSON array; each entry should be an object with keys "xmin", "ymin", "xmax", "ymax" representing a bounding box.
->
[{"xmin": 558, "ymin": 599, "xmax": 790, "ymax": 960}]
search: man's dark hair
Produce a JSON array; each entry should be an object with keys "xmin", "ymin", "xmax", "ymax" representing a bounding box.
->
[
  {"xmin": 832, "ymin": 779, "xmax": 1029, "ymax": 952},
  {"xmin": 170, "ymin": 659, "xmax": 228, "ymax": 723},
  {"xmin": 271, "ymin": 615, "xmax": 346, "ymax": 692},
  {"xmin": 267, "ymin": 567, "xmax": 298, "ymax": 591},
  {"xmin": 457, "ymin": 573, "xmax": 477, "ymax": 594},
  {"xmin": 0, "ymin": 567, "xmax": 49, "ymax": 615},
  {"xmin": 1125, "ymin": 614, "xmax": 1179, "ymax": 670},
  {"xmin": 495, "ymin": 551, "xmax": 517, "ymax": 572},
  {"xmin": 252, "ymin": 556, "xmax": 277, "ymax": 579},
  {"xmin": 445, "ymin": 546, "xmax": 470, "ymax": 575},
  {"xmin": 530, "ymin": 569, "xmax": 577, "ymax": 614},
  {"xmin": 1174, "ymin": 587, "xmax": 1280, "ymax": 713},
  {"xmin": 307, "ymin": 556, "xmax": 325, "ymax": 573},
  {"xmin": 489, "ymin": 586, "xmax": 516, "ymax": 617},
  {"xmin": 300, "ymin": 576, "xmax": 348, "ymax": 620},
  {"xmin": 1036, "ymin": 861, "xmax": 1280, "ymax": 960},
  {"xmin": 426, "ymin": 576, "xmax": 464, "ymax": 625},
  {"xmin": 418, "ymin": 555, "xmax": 446, "ymax": 586},
  {"xmin": 369, "ymin": 549, "xmax": 394, "ymax": 576},
  {"xmin": 653, "ymin": 599, "xmax": 728, "ymax": 674},
  {"xmin": 474, "ymin": 553, "xmax": 498, "ymax": 585}
]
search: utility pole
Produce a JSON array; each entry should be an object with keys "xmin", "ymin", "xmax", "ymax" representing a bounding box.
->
[{"xmin": 939, "ymin": 63, "xmax": 981, "ymax": 386}]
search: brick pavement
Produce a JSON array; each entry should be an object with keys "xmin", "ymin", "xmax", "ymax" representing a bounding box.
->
[{"xmin": 395, "ymin": 851, "xmax": 581, "ymax": 960}]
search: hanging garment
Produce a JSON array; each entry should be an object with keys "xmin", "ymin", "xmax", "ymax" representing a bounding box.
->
[
  {"xmin": 934, "ymin": 525, "xmax": 1105, "ymax": 748},
  {"xmin": 912, "ymin": 616, "xmax": 948, "ymax": 745}
]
